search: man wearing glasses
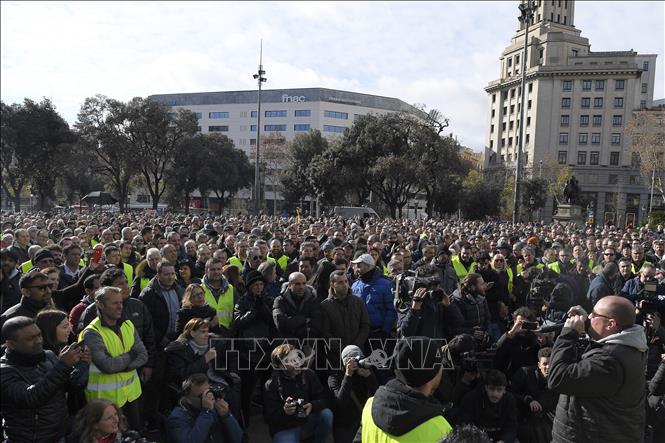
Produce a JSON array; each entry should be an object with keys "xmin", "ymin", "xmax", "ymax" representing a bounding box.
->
[
  {"xmin": 547, "ymin": 249, "xmax": 575, "ymax": 275},
  {"xmin": 548, "ymin": 296, "xmax": 647, "ymax": 443},
  {"xmin": 0, "ymin": 270, "xmax": 53, "ymax": 342}
]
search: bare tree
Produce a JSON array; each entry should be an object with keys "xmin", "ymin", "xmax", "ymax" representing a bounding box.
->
[{"xmin": 624, "ymin": 110, "xmax": 665, "ymax": 208}]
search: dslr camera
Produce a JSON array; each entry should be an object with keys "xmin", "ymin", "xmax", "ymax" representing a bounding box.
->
[
  {"xmin": 395, "ymin": 270, "xmax": 442, "ymax": 313},
  {"xmin": 349, "ymin": 355, "xmax": 373, "ymax": 369},
  {"xmin": 291, "ymin": 398, "xmax": 307, "ymax": 418},
  {"xmin": 208, "ymin": 383, "xmax": 229, "ymax": 400}
]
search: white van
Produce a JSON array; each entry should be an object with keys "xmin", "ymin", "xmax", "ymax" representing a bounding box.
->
[{"xmin": 332, "ymin": 206, "xmax": 379, "ymax": 218}]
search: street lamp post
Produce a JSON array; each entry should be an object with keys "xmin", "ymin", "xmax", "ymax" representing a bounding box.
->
[
  {"xmin": 513, "ymin": 0, "xmax": 535, "ymax": 224},
  {"xmin": 252, "ymin": 40, "xmax": 267, "ymax": 216}
]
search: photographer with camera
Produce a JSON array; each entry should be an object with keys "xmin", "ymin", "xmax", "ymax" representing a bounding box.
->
[
  {"xmin": 328, "ymin": 345, "xmax": 378, "ymax": 443},
  {"xmin": 397, "ymin": 264, "xmax": 464, "ymax": 341},
  {"xmin": 263, "ymin": 343, "xmax": 333, "ymax": 443},
  {"xmin": 494, "ymin": 307, "xmax": 542, "ymax": 379},
  {"xmin": 166, "ymin": 373, "xmax": 243, "ymax": 443},
  {"xmin": 620, "ymin": 263, "xmax": 665, "ymax": 308}
]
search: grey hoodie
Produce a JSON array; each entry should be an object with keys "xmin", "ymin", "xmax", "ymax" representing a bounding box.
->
[{"xmin": 596, "ymin": 324, "xmax": 648, "ymax": 352}]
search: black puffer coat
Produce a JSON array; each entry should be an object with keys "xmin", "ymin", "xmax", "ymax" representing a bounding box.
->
[{"xmin": 0, "ymin": 349, "xmax": 72, "ymax": 442}]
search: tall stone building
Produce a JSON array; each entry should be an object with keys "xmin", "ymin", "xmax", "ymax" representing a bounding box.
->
[{"xmin": 484, "ymin": 0, "xmax": 658, "ymax": 226}]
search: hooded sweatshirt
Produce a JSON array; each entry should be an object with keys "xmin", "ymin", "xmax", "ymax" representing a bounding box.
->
[
  {"xmin": 549, "ymin": 324, "xmax": 647, "ymax": 443},
  {"xmin": 354, "ymin": 378, "xmax": 452, "ymax": 442}
]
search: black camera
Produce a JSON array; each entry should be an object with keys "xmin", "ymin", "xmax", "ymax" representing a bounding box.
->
[
  {"xmin": 350, "ymin": 355, "xmax": 373, "ymax": 369},
  {"xmin": 394, "ymin": 270, "xmax": 442, "ymax": 313},
  {"xmin": 292, "ymin": 398, "xmax": 307, "ymax": 418},
  {"xmin": 122, "ymin": 431, "xmax": 154, "ymax": 443},
  {"xmin": 208, "ymin": 383, "xmax": 229, "ymax": 400}
]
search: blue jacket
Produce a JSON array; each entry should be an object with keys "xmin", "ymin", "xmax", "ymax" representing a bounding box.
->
[
  {"xmin": 620, "ymin": 276, "xmax": 665, "ymax": 305},
  {"xmin": 587, "ymin": 274, "xmax": 614, "ymax": 306},
  {"xmin": 166, "ymin": 403, "xmax": 242, "ymax": 443},
  {"xmin": 352, "ymin": 269, "xmax": 396, "ymax": 334}
]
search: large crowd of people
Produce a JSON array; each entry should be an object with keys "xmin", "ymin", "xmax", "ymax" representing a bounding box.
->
[{"xmin": 0, "ymin": 210, "xmax": 664, "ymax": 443}]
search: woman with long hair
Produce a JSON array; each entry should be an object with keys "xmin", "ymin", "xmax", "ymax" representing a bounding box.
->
[
  {"xmin": 223, "ymin": 264, "xmax": 246, "ymax": 296},
  {"xmin": 176, "ymin": 260, "xmax": 200, "ymax": 288},
  {"xmin": 72, "ymin": 399, "xmax": 127, "ymax": 443},
  {"xmin": 175, "ymin": 284, "xmax": 217, "ymax": 336}
]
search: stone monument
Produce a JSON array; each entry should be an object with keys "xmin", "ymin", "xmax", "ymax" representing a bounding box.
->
[{"xmin": 553, "ymin": 176, "xmax": 584, "ymax": 225}]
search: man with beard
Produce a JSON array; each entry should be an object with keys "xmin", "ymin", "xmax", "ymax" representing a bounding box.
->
[
  {"xmin": 451, "ymin": 274, "xmax": 491, "ymax": 340},
  {"xmin": 452, "ymin": 245, "xmax": 476, "ymax": 283},
  {"xmin": 548, "ymin": 296, "xmax": 647, "ymax": 443},
  {"xmin": 0, "ymin": 271, "xmax": 53, "ymax": 342}
]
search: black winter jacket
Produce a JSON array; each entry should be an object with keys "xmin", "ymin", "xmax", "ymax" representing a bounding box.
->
[
  {"xmin": 397, "ymin": 297, "xmax": 464, "ymax": 341},
  {"xmin": 175, "ymin": 304, "xmax": 217, "ymax": 336},
  {"xmin": 548, "ymin": 325, "xmax": 648, "ymax": 443},
  {"xmin": 0, "ymin": 349, "xmax": 73, "ymax": 442},
  {"xmin": 272, "ymin": 287, "xmax": 321, "ymax": 340},
  {"xmin": 319, "ymin": 289, "xmax": 370, "ymax": 349},
  {"xmin": 458, "ymin": 384, "xmax": 518, "ymax": 443},
  {"xmin": 139, "ymin": 279, "xmax": 183, "ymax": 347},
  {"xmin": 450, "ymin": 288, "xmax": 491, "ymax": 334},
  {"xmin": 164, "ymin": 338, "xmax": 210, "ymax": 386}
]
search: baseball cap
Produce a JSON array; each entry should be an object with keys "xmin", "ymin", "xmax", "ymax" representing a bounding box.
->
[{"xmin": 350, "ymin": 253, "xmax": 375, "ymax": 267}]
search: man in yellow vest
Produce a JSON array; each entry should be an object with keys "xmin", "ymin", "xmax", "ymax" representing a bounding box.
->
[
  {"xmin": 80, "ymin": 286, "xmax": 148, "ymax": 431},
  {"xmin": 201, "ymin": 257, "xmax": 238, "ymax": 338},
  {"xmin": 452, "ymin": 245, "xmax": 476, "ymax": 282},
  {"xmin": 268, "ymin": 239, "xmax": 289, "ymax": 276},
  {"xmin": 104, "ymin": 245, "xmax": 133, "ymax": 287},
  {"xmin": 355, "ymin": 336, "xmax": 452, "ymax": 442},
  {"xmin": 130, "ymin": 247, "xmax": 161, "ymax": 298}
]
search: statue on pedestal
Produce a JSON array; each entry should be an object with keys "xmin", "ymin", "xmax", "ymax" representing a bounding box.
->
[{"xmin": 563, "ymin": 176, "xmax": 581, "ymax": 205}]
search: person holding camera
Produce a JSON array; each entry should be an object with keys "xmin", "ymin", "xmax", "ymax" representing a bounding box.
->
[
  {"xmin": 327, "ymin": 345, "xmax": 378, "ymax": 443},
  {"xmin": 263, "ymin": 343, "xmax": 333, "ymax": 443},
  {"xmin": 0, "ymin": 316, "xmax": 84, "ymax": 442},
  {"xmin": 494, "ymin": 307, "xmax": 542, "ymax": 379},
  {"xmin": 548, "ymin": 296, "xmax": 648, "ymax": 443},
  {"xmin": 620, "ymin": 263, "xmax": 665, "ymax": 306},
  {"xmin": 397, "ymin": 264, "xmax": 464, "ymax": 341},
  {"xmin": 166, "ymin": 373, "xmax": 243, "ymax": 443}
]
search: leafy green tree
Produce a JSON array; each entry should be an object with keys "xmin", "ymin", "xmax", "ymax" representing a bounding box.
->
[
  {"xmin": 280, "ymin": 130, "xmax": 330, "ymax": 204},
  {"xmin": 75, "ymin": 95, "xmax": 140, "ymax": 212},
  {"xmin": 203, "ymin": 135, "xmax": 253, "ymax": 214},
  {"xmin": 1, "ymin": 99, "xmax": 74, "ymax": 210},
  {"xmin": 460, "ymin": 170, "xmax": 502, "ymax": 219}
]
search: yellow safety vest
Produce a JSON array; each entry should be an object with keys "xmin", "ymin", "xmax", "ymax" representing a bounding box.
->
[
  {"xmin": 517, "ymin": 263, "xmax": 545, "ymax": 274},
  {"xmin": 122, "ymin": 262, "xmax": 133, "ymax": 286},
  {"xmin": 360, "ymin": 397, "xmax": 452, "ymax": 443},
  {"xmin": 202, "ymin": 282, "xmax": 235, "ymax": 329},
  {"xmin": 451, "ymin": 257, "xmax": 475, "ymax": 281},
  {"xmin": 228, "ymin": 256, "xmax": 243, "ymax": 269},
  {"xmin": 140, "ymin": 276, "xmax": 150, "ymax": 291},
  {"xmin": 272, "ymin": 254, "xmax": 289, "ymax": 272},
  {"xmin": 79, "ymin": 318, "xmax": 142, "ymax": 407},
  {"xmin": 547, "ymin": 262, "xmax": 561, "ymax": 274},
  {"xmin": 383, "ymin": 265, "xmax": 389, "ymax": 276},
  {"xmin": 632, "ymin": 261, "xmax": 651, "ymax": 275},
  {"xmin": 20, "ymin": 260, "xmax": 33, "ymax": 273},
  {"xmin": 507, "ymin": 267, "xmax": 514, "ymax": 294}
]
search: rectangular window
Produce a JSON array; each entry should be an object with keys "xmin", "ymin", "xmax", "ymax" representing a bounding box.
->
[
  {"xmin": 562, "ymin": 80, "xmax": 572, "ymax": 91},
  {"xmin": 526, "ymin": 134, "xmax": 530, "ymax": 144},
  {"xmin": 580, "ymin": 115, "xmax": 589, "ymax": 126},
  {"xmin": 559, "ymin": 133, "xmax": 569, "ymax": 144},
  {"xmin": 507, "ymin": 58, "xmax": 512, "ymax": 68},
  {"xmin": 508, "ymin": 137, "xmax": 513, "ymax": 146},
  {"xmin": 582, "ymin": 80, "xmax": 592, "ymax": 91},
  {"xmin": 642, "ymin": 83, "xmax": 648, "ymax": 93},
  {"xmin": 592, "ymin": 115, "xmax": 602, "ymax": 126},
  {"xmin": 209, "ymin": 112, "xmax": 229, "ymax": 119},
  {"xmin": 560, "ymin": 115, "xmax": 570, "ymax": 126},
  {"xmin": 294, "ymin": 124, "xmax": 311, "ymax": 131},
  {"xmin": 503, "ymin": 106, "xmax": 507, "ymax": 114},
  {"xmin": 643, "ymin": 61, "xmax": 649, "ymax": 71},
  {"xmin": 640, "ymin": 100, "xmax": 647, "ymax": 109},
  {"xmin": 609, "ymin": 175, "xmax": 618, "ymax": 184},
  {"xmin": 294, "ymin": 110, "xmax": 311, "ymax": 117},
  {"xmin": 595, "ymin": 80, "xmax": 605, "ymax": 90},
  {"xmin": 594, "ymin": 97, "xmax": 603, "ymax": 108},
  {"xmin": 510, "ymin": 89, "xmax": 515, "ymax": 98},
  {"xmin": 562, "ymin": 97, "xmax": 571, "ymax": 108},
  {"xmin": 501, "ymin": 138, "xmax": 506, "ymax": 147},
  {"xmin": 612, "ymin": 115, "xmax": 622, "ymax": 126},
  {"xmin": 558, "ymin": 151, "xmax": 568, "ymax": 164},
  {"xmin": 195, "ymin": 112, "xmax": 202, "ymax": 119},
  {"xmin": 509, "ymin": 121, "xmax": 514, "ymax": 130},
  {"xmin": 615, "ymin": 79, "xmax": 625, "ymax": 90},
  {"xmin": 590, "ymin": 151, "xmax": 599, "ymax": 165},
  {"xmin": 323, "ymin": 125, "xmax": 346, "ymax": 133},
  {"xmin": 528, "ymin": 83, "xmax": 533, "ymax": 93},
  {"xmin": 503, "ymin": 91, "xmax": 508, "ymax": 99},
  {"xmin": 581, "ymin": 97, "xmax": 590, "ymax": 108},
  {"xmin": 572, "ymin": 49, "xmax": 578, "ymax": 56},
  {"xmin": 510, "ymin": 105, "xmax": 515, "ymax": 114},
  {"xmin": 577, "ymin": 151, "xmax": 587, "ymax": 165},
  {"xmin": 610, "ymin": 152, "xmax": 620, "ymax": 166},
  {"xmin": 502, "ymin": 122, "xmax": 506, "ymax": 131},
  {"xmin": 250, "ymin": 111, "xmax": 257, "ymax": 118},
  {"xmin": 240, "ymin": 111, "xmax": 248, "ymax": 118},
  {"xmin": 611, "ymin": 133, "xmax": 621, "ymax": 145},
  {"xmin": 614, "ymin": 97, "xmax": 624, "ymax": 108},
  {"xmin": 492, "ymin": 109, "xmax": 496, "ymax": 118},
  {"xmin": 492, "ymin": 94, "xmax": 496, "ymax": 103},
  {"xmin": 527, "ymin": 116, "xmax": 531, "ymax": 126},
  {"xmin": 579, "ymin": 133, "xmax": 588, "ymax": 144},
  {"xmin": 490, "ymin": 140, "xmax": 494, "ymax": 148},
  {"xmin": 264, "ymin": 124, "xmax": 287, "ymax": 131},
  {"xmin": 591, "ymin": 133, "xmax": 601, "ymax": 144},
  {"xmin": 250, "ymin": 124, "xmax": 257, "ymax": 131},
  {"xmin": 324, "ymin": 110, "xmax": 349, "ymax": 120},
  {"xmin": 208, "ymin": 125, "xmax": 228, "ymax": 132},
  {"xmin": 491, "ymin": 124, "xmax": 495, "ymax": 133},
  {"xmin": 250, "ymin": 138, "xmax": 256, "ymax": 145},
  {"xmin": 527, "ymin": 100, "xmax": 532, "ymax": 109},
  {"xmin": 265, "ymin": 110, "xmax": 287, "ymax": 118}
]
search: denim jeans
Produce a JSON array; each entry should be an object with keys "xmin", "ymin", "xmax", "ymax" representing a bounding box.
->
[{"xmin": 272, "ymin": 408, "xmax": 333, "ymax": 443}]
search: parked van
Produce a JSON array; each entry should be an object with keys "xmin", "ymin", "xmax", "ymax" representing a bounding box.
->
[{"xmin": 332, "ymin": 206, "xmax": 379, "ymax": 218}]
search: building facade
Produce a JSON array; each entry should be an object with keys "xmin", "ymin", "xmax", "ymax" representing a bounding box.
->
[
  {"xmin": 484, "ymin": 0, "xmax": 659, "ymax": 226},
  {"xmin": 148, "ymin": 88, "xmax": 421, "ymax": 212}
]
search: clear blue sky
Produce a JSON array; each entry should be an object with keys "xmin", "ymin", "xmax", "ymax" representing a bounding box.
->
[{"xmin": 1, "ymin": 1, "xmax": 663, "ymax": 151}]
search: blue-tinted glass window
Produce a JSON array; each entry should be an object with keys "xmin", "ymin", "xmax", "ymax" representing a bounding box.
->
[
  {"xmin": 294, "ymin": 110, "xmax": 311, "ymax": 117},
  {"xmin": 208, "ymin": 126, "xmax": 229, "ymax": 132},
  {"xmin": 265, "ymin": 110, "xmax": 287, "ymax": 117},
  {"xmin": 209, "ymin": 112, "xmax": 229, "ymax": 119},
  {"xmin": 250, "ymin": 111, "xmax": 257, "ymax": 118},
  {"xmin": 195, "ymin": 112, "xmax": 202, "ymax": 119},
  {"xmin": 264, "ymin": 124, "xmax": 287, "ymax": 131},
  {"xmin": 324, "ymin": 110, "xmax": 348, "ymax": 119},
  {"xmin": 323, "ymin": 125, "xmax": 346, "ymax": 133},
  {"xmin": 294, "ymin": 124, "xmax": 311, "ymax": 131},
  {"xmin": 250, "ymin": 125, "xmax": 257, "ymax": 131}
]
